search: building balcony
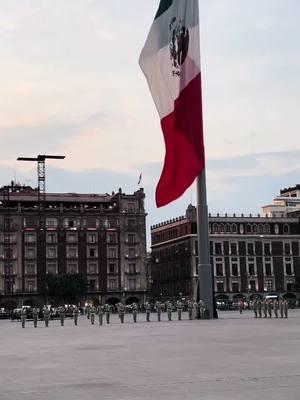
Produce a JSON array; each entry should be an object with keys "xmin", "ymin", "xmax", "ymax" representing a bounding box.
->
[
  {"xmin": 125, "ymin": 254, "xmax": 139, "ymax": 259},
  {"xmin": 1, "ymin": 255, "xmax": 17, "ymax": 260},
  {"xmin": 107, "ymin": 271, "xmax": 118, "ymax": 275},
  {"xmin": 66, "ymin": 255, "xmax": 78, "ymax": 259}
]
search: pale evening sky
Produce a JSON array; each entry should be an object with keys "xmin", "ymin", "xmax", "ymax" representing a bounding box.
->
[{"xmin": 0, "ymin": 0, "xmax": 300, "ymax": 244}]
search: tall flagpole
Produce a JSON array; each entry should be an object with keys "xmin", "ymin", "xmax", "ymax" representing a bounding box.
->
[{"xmin": 196, "ymin": 168, "xmax": 214, "ymax": 318}]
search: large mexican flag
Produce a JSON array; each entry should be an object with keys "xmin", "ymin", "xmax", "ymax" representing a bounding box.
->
[{"xmin": 139, "ymin": 0, "xmax": 205, "ymax": 208}]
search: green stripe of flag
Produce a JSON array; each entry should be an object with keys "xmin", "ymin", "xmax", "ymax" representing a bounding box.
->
[{"xmin": 155, "ymin": 0, "xmax": 173, "ymax": 19}]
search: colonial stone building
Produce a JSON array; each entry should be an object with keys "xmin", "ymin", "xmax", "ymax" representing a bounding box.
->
[
  {"xmin": 151, "ymin": 193, "xmax": 300, "ymax": 305},
  {"xmin": 0, "ymin": 183, "xmax": 148, "ymax": 308}
]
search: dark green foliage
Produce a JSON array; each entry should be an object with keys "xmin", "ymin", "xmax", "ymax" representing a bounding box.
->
[{"xmin": 46, "ymin": 273, "xmax": 87, "ymax": 303}]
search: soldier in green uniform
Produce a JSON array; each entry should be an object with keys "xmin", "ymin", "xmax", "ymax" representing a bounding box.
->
[
  {"xmin": 90, "ymin": 305, "xmax": 96, "ymax": 325},
  {"xmin": 32, "ymin": 307, "xmax": 39, "ymax": 328},
  {"xmin": 252, "ymin": 299, "xmax": 258, "ymax": 318},
  {"xmin": 97, "ymin": 305, "xmax": 104, "ymax": 326},
  {"xmin": 105, "ymin": 303, "xmax": 112, "ymax": 324},
  {"xmin": 279, "ymin": 299, "xmax": 284, "ymax": 319},
  {"xmin": 59, "ymin": 305, "xmax": 66, "ymax": 326},
  {"xmin": 187, "ymin": 300, "xmax": 193, "ymax": 320},
  {"xmin": 86, "ymin": 305, "xmax": 91, "ymax": 320},
  {"xmin": 155, "ymin": 301, "xmax": 162, "ymax": 322},
  {"xmin": 176, "ymin": 300, "xmax": 183, "ymax": 321},
  {"xmin": 118, "ymin": 303, "xmax": 125, "ymax": 323},
  {"xmin": 43, "ymin": 307, "xmax": 50, "ymax": 327},
  {"xmin": 283, "ymin": 299, "xmax": 289, "ymax": 318},
  {"xmin": 145, "ymin": 302, "xmax": 151, "ymax": 322},
  {"xmin": 73, "ymin": 306, "xmax": 79, "ymax": 326},
  {"xmin": 267, "ymin": 299, "xmax": 272, "ymax": 318},
  {"xmin": 192, "ymin": 301, "xmax": 198, "ymax": 319},
  {"xmin": 263, "ymin": 299, "xmax": 268, "ymax": 318},
  {"xmin": 273, "ymin": 299, "xmax": 279, "ymax": 318},
  {"xmin": 132, "ymin": 302, "xmax": 138, "ymax": 323},
  {"xmin": 167, "ymin": 301, "xmax": 172, "ymax": 321},
  {"xmin": 257, "ymin": 299, "xmax": 262, "ymax": 318},
  {"xmin": 20, "ymin": 307, "xmax": 26, "ymax": 328}
]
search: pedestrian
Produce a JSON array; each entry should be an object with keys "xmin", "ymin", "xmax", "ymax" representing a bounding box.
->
[
  {"xmin": 73, "ymin": 306, "xmax": 79, "ymax": 326},
  {"xmin": 32, "ymin": 307, "xmax": 39, "ymax": 328},
  {"xmin": 59, "ymin": 305, "xmax": 66, "ymax": 326},
  {"xmin": 257, "ymin": 299, "xmax": 262, "ymax": 318},
  {"xmin": 283, "ymin": 299, "xmax": 289, "ymax": 319},
  {"xmin": 239, "ymin": 300, "xmax": 244, "ymax": 314},
  {"xmin": 145, "ymin": 302, "xmax": 151, "ymax": 322},
  {"xmin": 176, "ymin": 300, "xmax": 183, "ymax": 321},
  {"xmin": 43, "ymin": 306, "xmax": 50, "ymax": 327},
  {"xmin": 90, "ymin": 305, "xmax": 96, "ymax": 325},
  {"xmin": 167, "ymin": 301, "xmax": 172, "ymax": 321},
  {"xmin": 105, "ymin": 303, "xmax": 112, "ymax": 324},
  {"xmin": 118, "ymin": 303, "xmax": 125, "ymax": 323},
  {"xmin": 20, "ymin": 307, "xmax": 26, "ymax": 328},
  {"xmin": 252, "ymin": 299, "xmax": 258, "ymax": 318},
  {"xmin": 263, "ymin": 298, "xmax": 268, "ymax": 318},
  {"xmin": 279, "ymin": 299, "xmax": 284, "ymax": 319},
  {"xmin": 155, "ymin": 301, "xmax": 162, "ymax": 322},
  {"xmin": 267, "ymin": 300, "xmax": 272, "ymax": 318},
  {"xmin": 273, "ymin": 299, "xmax": 279, "ymax": 318},
  {"xmin": 192, "ymin": 301, "xmax": 198, "ymax": 319},
  {"xmin": 132, "ymin": 302, "xmax": 138, "ymax": 323},
  {"xmin": 187, "ymin": 300, "xmax": 193, "ymax": 320},
  {"xmin": 97, "ymin": 305, "xmax": 104, "ymax": 326},
  {"xmin": 86, "ymin": 305, "xmax": 91, "ymax": 320}
]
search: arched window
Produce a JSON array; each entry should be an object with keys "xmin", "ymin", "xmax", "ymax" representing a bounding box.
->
[
  {"xmin": 252, "ymin": 224, "xmax": 257, "ymax": 234},
  {"xmin": 283, "ymin": 224, "xmax": 290, "ymax": 235},
  {"xmin": 232, "ymin": 224, "xmax": 238, "ymax": 234},
  {"xmin": 258, "ymin": 224, "xmax": 264, "ymax": 234},
  {"xmin": 212, "ymin": 223, "xmax": 218, "ymax": 234},
  {"xmin": 264, "ymin": 224, "xmax": 271, "ymax": 234},
  {"xmin": 246, "ymin": 224, "xmax": 252, "ymax": 234},
  {"xmin": 219, "ymin": 224, "xmax": 225, "ymax": 233},
  {"xmin": 225, "ymin": 224, "xmax": 231, "ymax": 233}
]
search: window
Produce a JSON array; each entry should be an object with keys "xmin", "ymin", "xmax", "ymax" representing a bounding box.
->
[
  {"xmin": 247, "ymin": 257, "xmax": 256, "ymax": 276},
  {"xmin": 46, "ymin": 247, "xmax": 57, "ymax": 259},
  {"xmin": 215, "ymin": 258, "xmax": 224, "ymax": 276},
  {"xmin": 26, "ymin": 279, "xmax": 36, "ymax": 292},
  {"xmin": 87, "ymin": 233, "xmax": 97, "ymax": 243},
  {"xmin": 46, "ymin": 262, "xmax": 57, "ymax": 275},
  {"xmin": 265, "ymin": 279, "xmax": 273, "ymax": 291},
  {"xmin": 264, "ymin": 258, "xmax": 273, "ymax": 276},
  {"xmin": 230, "ymin": 242, "xmax": 238, "ymax": 255},
  {"xmin": 88, "ymin": 279, "xmax": 97, "ymax": 291},
  {"xmin": 128, "ymin": 202, "xmax": 135, "ymax": 213},
  {"xmin": 264, "ymin": 224, "xmax": 271, "ymax": 234},
  {"xmin": 214, "ymin": 242, "xmax": 223, "ymax": 255},
  {"xmin": 67, "ymin": 247, "xmax": 78, "ymax": 258},
  {"xmin": 25, "ymin": 263, "xmax": 35, "ymax": 275},
  {"xmin": 286, "ymin": 280, "xmax": 294, "ymax": 291},
  {"xmin": 108, "ymin": 247, "xmax": 117, "ymax": 258},
  {"xmin": 88, "ymin": 247, "xmax": 97, "ymax": 258},
  {"xmin": 249, "ymin": 279, "xmax": 256, "ymax": 291},
  {"xmin": 219, "ymin": 224, "xmax": 225, "ymax": 233},
  {"xmin": 216, "ymin": 281, "xmax": 224, "ymax": 293},
  {"xmin": 284, "ymin": 242, "xmax": 291, "ymax": 255},
  {"xmin": 232, "ymin": 224, "xmax": 238, "ymax": 234},
  {"xmin": 128, "ymin": 279, "xmax": 136, "ymax": 290},
  {"xmin": 64, "ymin": 218, "xmax": 78, "ymax": 229},
  {"xmin": 108, "ymin": 279, "xmax": 117, "ymax": 290},
  {"xmin": 247, "ymin": 242, "xmax": 255, "ymax": 255},
  {"xmin": 264, "ymin": 242, "xmax": 271, "ymax": 255},
  {"xmin": 46, "ymin": 232, "xmax": 57, "ymax": 244},
  {"xmin": 129, "ymin": 263, "xmax": 136, "ymax": 274},
  {"xmin": 4, "ymin": 264, "xmax": 13, "ymax": 275},
  {"xmin": 231, "ymin": 281, "xmax": 239, "ymax": 293},
  {"xmin": 246, "ymin": 224, "xmax": 252, "ymax": 234},
  {"xmin": 67, "ymin": 232, "xmax": 77, "ymax": 243},
  {"xmin": 127, "ymin": 219, "xmax": 136, "ymax": 231},
  {"xmin": 128, "ymin": 234, "xmax": 136, "ymax": 245},
  {"xmin": 225, "ymin": 224, "xmax": 231, "ymax": 233},
  {"xmin": 212, "ymin": 223, "xmax": 218, "ymax": 234},
  {"xmin": 4, "ymin": 248, "xmax": 14, "ymax": 259},
  {"xmin": 284, "ymin": 257, "xmax": 293, "ymax": 276},
  {"xmin": 88, "ymin": 263, "xmax": 97, "ymax": 274},
  {"xmin": 129, "ymin": 248, "xmax": 136, "ymax": 258},
  {"xmin": 231, "ymin": 258, "xmax": 239, "ymax": 276},
  {"xmin": 25, "ymin": 247, "xmax": 36, "ymax": 259},
  {"xmin": 108, "ymin": 263, "xmax": 117, "ymax": 274},
  {"xmin": 24, "ymin": 233, "xmax": 36, "ymax": 243},
  {"xmin": 283, "ymin": 224, "xmax": 290, "ymax": 234},
  {"xmin": 107, "ymin": 233, "xmax": 117, "ymax": 244},
  {"xmin": 67, "ymin": 262, "xmax": 78, "ymax": 274},
  {"xmin": 46, "ymin": 218, "xmax": 58, "ymax": 228}
]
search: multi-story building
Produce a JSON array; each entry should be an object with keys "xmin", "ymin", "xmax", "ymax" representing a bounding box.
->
[
  {"xmin": 151, "ymin": 200, "xmax": 300, "ymax": 305},
  {"xmin": 0, "ymin": 183, "xmax": 148, "ymax": 308}
]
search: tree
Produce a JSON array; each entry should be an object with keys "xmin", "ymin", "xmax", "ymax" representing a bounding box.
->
[{"xmin": 46, "ymin": 273, "xmax": 87, "ymax": 304}]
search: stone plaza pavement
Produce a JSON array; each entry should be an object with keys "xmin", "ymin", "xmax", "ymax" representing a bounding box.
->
[{"xmin": 0, "ymin": 310, "xmax": 300, "ymax": 400}]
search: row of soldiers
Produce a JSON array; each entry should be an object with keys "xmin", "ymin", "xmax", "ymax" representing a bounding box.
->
[
  {"xmin": 20, "ymin": 299, "xmax": 208, "ymax": 328},
  {"xmin": 252, "ymin": 299, "xmax": 289, "ymax": 319}
]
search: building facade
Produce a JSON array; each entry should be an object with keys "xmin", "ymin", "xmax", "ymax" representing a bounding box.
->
[
  {"xmin": 0, "ymin": 183, "xmax": 148, "ymax": 308},
  {"xmin": 151, "ymin": 202, "xmax": 300, "ymax": 305}
]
